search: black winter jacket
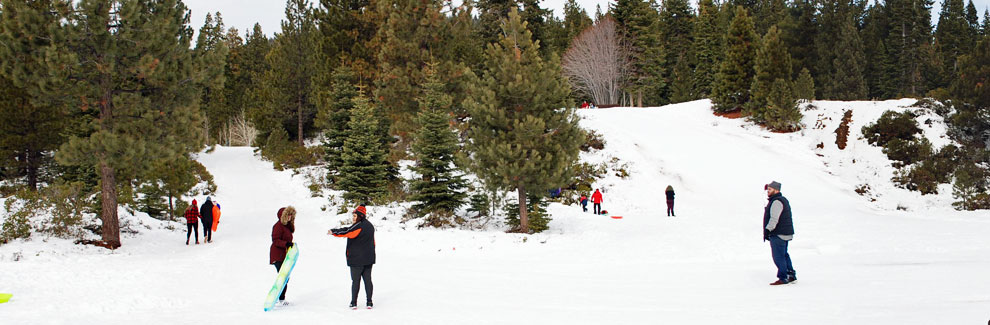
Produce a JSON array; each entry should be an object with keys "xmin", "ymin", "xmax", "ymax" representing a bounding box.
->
[{"xmin": 331, "ymin": 220, "xmax": 376, "ymax": 266}]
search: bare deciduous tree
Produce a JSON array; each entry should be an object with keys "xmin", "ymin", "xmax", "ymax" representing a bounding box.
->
[{"xmin": 562, "ymin": 17, "xmax": 630, "ymax": 107}]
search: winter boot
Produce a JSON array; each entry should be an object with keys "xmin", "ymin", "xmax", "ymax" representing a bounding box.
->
[{"xmin": 366, "ymin": 301, "xmax": 373, "ymax": 309}]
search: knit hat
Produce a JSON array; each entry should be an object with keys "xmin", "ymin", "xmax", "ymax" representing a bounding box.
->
[
  {"xmin": 765, "ymin": 181, "xmax": 782, "ymax": 191},
  {"xmin": 354, "ymin": 205, "xmax": 367, "ymax": 217},
  {"xmin": 192, "ymin": 199, "xmax": 198, "ymax": 207}
]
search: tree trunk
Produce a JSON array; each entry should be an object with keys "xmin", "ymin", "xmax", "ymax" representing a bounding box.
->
[
  {"xmin": 297, "ymin": 96, "xmax": 304, "ymax": 146},
  {"xmin": 517, "ymin": 185, "xmax": 529, "ymax": 233},
  {"xmin": 99, "ymin": 159, "xmax": 121, "ymax": 249},
  {"xmin": 25, "ymin": 151, "xmax": 37, "ymax": 191},
  {"xmin": 167, "ymin": 189, "xmax": 174, "ymax": 221}
]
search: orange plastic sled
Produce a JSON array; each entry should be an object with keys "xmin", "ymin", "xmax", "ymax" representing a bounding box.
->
[
  {"xmin": 211, "ymin": 203, "xmax": 221, "ymax": 232},
  {"xmin": 610, "ymin": 216, "xmax": 623, "ymax": 219}
]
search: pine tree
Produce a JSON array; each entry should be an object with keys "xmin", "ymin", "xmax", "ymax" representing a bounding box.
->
[
  {"xmin": 374, "ymin": 0, "xmax": 446, "ymax": 146},
  {"xmin": 315, "ymin": 67, "xmax": 358, "ymax": 184},
  {"xmin": 612, "ymin": 0, "xmax": 665, "ymax": 106},
  {"xmin": 338, "ymin": 95, "xmax": 390, "ymax": 203},
  {"xmin": 825, "ymin": 16, "xmax": 869, "ymax": 100},
  {"xmin": 965, "ymin": 0, "xmax": 979, "ymax": 32},
  {"xmin": 477, "ymin": 0, "xmax": 517, "ymax": 49},
  {"xmin": 748, "ymin": 25, "xmax": 795, "ymax": 126},
  {"xmin": 692, "ymin": 0, "xmax": 723, "ymax": 98},
  {"xmin": 753, "ymin": 0, "xmax": 787, "ymax": 35},
  {"xmin": 194, "ymin": 13, "xmax": 230, "ymax": 145},
  {"xmin": 410, "ymin": 65, "xmax": 467, "ymax": 220},
  {"xmin": 670, "ymin": 53, "xmax": 694, "ymax": 103},
  {"xmin": 712, "ymin": 6, "xmax": 758, "ymax": 113},
  {"xmin": 658, "ymin": 0, "xmax": 695, "ymax": 99},
  {"xmin": 52, "ymin": 0, "xmax": 206, "ymax": 248},
  {"xmin": 779, "ymin": 0, "xmax": 816, "ymax": 78},
  {"xmin": 983, "ymin": 10, "xmax": 990, "ymax": 35},
  {"xmin": 0, "ymin": 0, "xmax": 70, "ymax": 191},
  {"xmin": 464, "ymin": 8, "xmax": 583, "ymax": 233},
  {"xmin": 563, "ymin": 0, "xmax": 593, "ymax": 44},
  {"xmin": 887, "ymin": 0, "xmax": 934, "ymax": 96},
  {"xmin": 262, "ymin": 0, "xmax": 319, "ymax": 147},
  {"xmin": 949, "ymin": 35, "xmax": 990, "ymax": 140},
  {"xmin": 793, "ymin": 67, "xmax": 815, "ymax": 101},
  {"xmin": 763, "ymin": 78, "xmax": 801, "ymax": 131},
  {"xmin": 315, "ymin": 0, "xmax": 382, "ymax": 86},
  {"xmin": 935, "ymin": 0, "xmax": 976, "ymax": 85},
  {"xmin": 816, "ymin": 0, "xmax": 868, "ymax": 100}
]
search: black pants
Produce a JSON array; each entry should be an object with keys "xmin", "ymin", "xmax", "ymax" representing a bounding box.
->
[
  {"xmin": 201, "ymin": 218, "xmax": 212, "ymax": 242},
  {"xmin": 666, "ymin": 199, "xmax": 675, "ymax": 216},
  {"xmin": 350, "ymin": 265, "xmax": 373, "ymax": 304},
  {"xmin": 186, "ymin": 223, "xmax": 198, "ymax": 242},
  {"xmin": 593, "ymin": 203, "xmax": 601, "ymax": 215},
  {"xmin": 274, "ymin": 260, "xmax": 287, "ymax": 301}
]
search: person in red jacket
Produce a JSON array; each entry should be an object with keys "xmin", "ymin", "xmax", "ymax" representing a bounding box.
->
[
  {"xmin": 183, "ymin": 201, "xmax": 200, "ymax": 245},
  {"xmin": 270, "ymin": 206, "xmax": 295, "ymax": 306},
  {"xmin": 329, "ymin": 205, "xmax": 376, "ymax": 309},
  {"xmin": 591, "ymin": 189, "xmax": 603, "ymax": 215}
]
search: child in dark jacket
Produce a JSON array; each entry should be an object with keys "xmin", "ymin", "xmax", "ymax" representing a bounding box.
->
[
  {"xmin": 665, "ymin": 185, "xmax": 675, "ymax": 217},
  {"xmin": 329, "ymin": 205, "xmax": 376, "ymax": 309},
  {"xmin": 270, "ymin": 206, "xmax": 295, "ymax": 305},
  {"xmin": 184, "ymin": 202, "xmax": 200, "ymax": 245},
  {"xmin": 579, "ymin": 194, "xmax": 588, "ymax": 212}
]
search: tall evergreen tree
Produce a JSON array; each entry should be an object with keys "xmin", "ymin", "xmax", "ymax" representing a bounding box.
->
[
  {"xmin": 692, "ymin": 0, "xmax": 723, "ymax": 98},
  {"xmin": 658, "ymin": 0, "xmax": 695, "ymax": 99},
  {"xmin": 965, "ymin": 0, "xmax": 979, "ymax": 31},
  {"xmin": 748, "ymin": 25, "xmax": 796, "ymax": 126},
  {"xmin": 464, "ymin": 8, "xmax": 583, "ymax": 233},
  {"xmin": 949, "ymin": 35, "xmax": 990, "ymax": 148},
  {"xmin": 194, "ymin": 13, "xmax": 230, "ymax": 145},
  {"xmin": 712, "ymin": 6, "xmax": 758, "ymax": 113},
  {"xmin": 477, "ymin": 0, "xmax": 517, "ymax": 49},
  {"xmin": 0, "ymin": 0, "xmax": 70, "ymax": 191},
  {"xmin": 53, "ymin": 0, "xmax": 205, "ymax": 248},
  {"xmin": 779, "ymin": 0, "xmax": 816, "ymax": 78},
  {"xmin": 670, "ymin": 53, "xmax": 694, "ymax": 103},
  {"xmin": 612, "ymin": 0, "xmax": 665, "ymax": 106},
  {"xmin": 753, "ymin": 0, "xmax": 787, "ymax": 35},
  {"xmin": 887, "ymin": 0, "xmax": 934, "ymax": 96},
  {"xmin": 374, "ymin": 0, "xmax": 446, "ymax": 145},
  {"xmin": 983, "ymin": 9, "xmax": 990, "ymax": 35},
  {"xmin": 935, "ymin": 0, "xmax": 975, "ymax": 85},
  {"xmin": 261, "ymin": 0, "xmax": 319, "ymax": 146},
  {"xmin": 410, "ymin": 65, "xmax": 467, "ymax": 218},
  {"xmin": 338, "ymin": 95, "xmax": 390, "ymax": 203},
  {"xmin": 315, "ymin": 0, "xmax": 382, "ymax": 87},
  {"xmin": 825, "ymin": 16, "xmax": 869, "ymax": 99},
  {"xmin": 563, "ymin": 0, "xmax": 593, "ymax": 44},
  {"xmin": 315, "ymin": 67, "xmax": 358, "ymax": 184}
]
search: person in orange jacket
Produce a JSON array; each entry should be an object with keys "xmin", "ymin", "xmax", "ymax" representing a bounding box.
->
[
  {"xmin": 591, "ymin": 189, "xmax": 603, "ymax": 215},
  {"xmin": 211, "ymin": 201, "xmax": 221, "ymax": 232},
  {"xmin": 329, "ymin": 205, "xmax": 376, "ymax": 309}
]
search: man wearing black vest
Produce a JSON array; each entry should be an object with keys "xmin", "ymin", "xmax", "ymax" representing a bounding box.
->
[{"xmin": 763, "ymin": 181, "xmax": 796, "ymax": 285}]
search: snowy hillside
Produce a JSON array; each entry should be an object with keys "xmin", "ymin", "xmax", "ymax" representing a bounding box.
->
[{"xmin": 2, "ymin": 100, "xmax": 989, "ymax": 324}]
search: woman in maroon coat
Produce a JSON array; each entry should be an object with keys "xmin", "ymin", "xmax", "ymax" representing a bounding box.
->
[{"xmin": 270, "ymin": 206, "xmax": 295, "ymax": 305}]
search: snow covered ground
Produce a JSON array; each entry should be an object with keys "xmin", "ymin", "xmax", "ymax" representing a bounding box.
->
[{"xmin": 2, "ymin": 100, "xmax": 990, "ymax": 324}]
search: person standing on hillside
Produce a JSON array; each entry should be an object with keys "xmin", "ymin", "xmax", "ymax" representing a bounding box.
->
[
  {"xmin": 329, "ymin": 205, "xmax": 376, "ymax": 310},
  {"xmin": 665, "ymin": 185, "xmax": 676, "ymax": 217},
  {"xmin": 591, "ymin": 189, "xmax": 603, "ymax": 215},
  {"xmin": 270, "ymin": 206, "xmax": 295, "ymax": 306},
  {"xmin": 579, "ymin": 193, "xmax": 589, "ymax": 212},
  {"xmin": 199, "ymin": 197, "xmax": 214, "ymax": 243},
  {"xmin": 763, "ymin": 181, "xmax": 796, "ymax": 285},
  {"xmin": 183, "ymin": 201, "xmax": 200, "ymax": 245}
]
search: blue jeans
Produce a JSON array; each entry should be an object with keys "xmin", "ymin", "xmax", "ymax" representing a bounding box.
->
[{"xmin": 769, "ymin": 236, "xmax": 795, "ymax": 281}]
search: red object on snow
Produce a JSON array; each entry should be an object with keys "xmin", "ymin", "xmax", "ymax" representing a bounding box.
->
[{"xmin": 611, "ymin": 216, "xmax": 623, "ymax": 219}]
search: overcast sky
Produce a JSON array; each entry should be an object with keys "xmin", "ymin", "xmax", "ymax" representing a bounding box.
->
[{"xmin": 182, "ymin": 0, "xmax": 990, "ymax": 39}]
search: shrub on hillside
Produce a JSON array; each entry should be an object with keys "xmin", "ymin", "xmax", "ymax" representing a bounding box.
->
[
  {"xmin": 580, "ymin": 130, "xmax": 606, "ymax": 152},
  {"xmin": 952, "ymin": 161, "xmax": 990, "ymax": 210},
  {"xmin": 882, "ymin": 138, "xmax": 932, "ymax": 167},
  {"xmin": 862, "ymin": 110, "xmax": 923, "ymax": 147}
]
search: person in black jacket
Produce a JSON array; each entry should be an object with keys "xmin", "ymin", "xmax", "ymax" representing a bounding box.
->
[
  {"xmin": 763, "ymin": 181, "xmax": 796, "ymax": 285},
  {"xmin": 665, "ymin": 185, "xmax": 675, "ymax": 217},
  {"xmin": 199, "ymin": 197, "xmax": 214, "ymax": 243},
  {"xmin": 329, "ymin": 205, "xmax": 376, "ymax": 309}
]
